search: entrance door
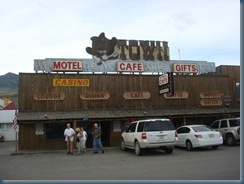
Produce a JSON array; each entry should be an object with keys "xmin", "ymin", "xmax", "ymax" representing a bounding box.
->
[
  {"xmin": 100, "ymin": 121, "xmax": 110, "ymax": 146},
  {"xmin": 77, "ymin": 121, "xmax": 110, "ymax": 147},
  {"xmin": 77, "ymin": 121, "xmax": 93, "ymax": 148}
]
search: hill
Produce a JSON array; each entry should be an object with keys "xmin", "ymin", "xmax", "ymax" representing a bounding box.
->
[{"xmin": 0, "ymin": 72, "xmax": 19, "ymax": 106}]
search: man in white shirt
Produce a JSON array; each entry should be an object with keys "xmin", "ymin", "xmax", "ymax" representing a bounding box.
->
[{"xmin": 64, "ymin": 123, "xmax": 75, "ymax": 155}]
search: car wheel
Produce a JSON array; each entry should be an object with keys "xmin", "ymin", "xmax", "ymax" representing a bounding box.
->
[
  {"xmin": 135, "ymin": 141, "xmax": 143, "ymax": 156},
  {"xmin": 121, "ymin": 139, "xmax": 127, "ymax": 151},
  {"xmin": 226, "ymin": 134, "xmax": 236, "ymax": 146},
  {"xmin": 165, "ymin": 148, "xmax": 173, "ymax": 154},
  {"xmin": 212, "ymin": 145, "xmax": 219, "ymax": 150},
  {"xmin": 186, "ymin": 140, "xmax": 193, "ymax": 151}
]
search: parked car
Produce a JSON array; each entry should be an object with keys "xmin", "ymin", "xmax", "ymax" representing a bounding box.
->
[
  {"xmin": 176, "ymin": 125, "xmax": 223, "ymax": 151},
  {"xmin": 121, "ymin": 119, "xmax": 178, "ymax": 156},
  {"xmin": 210, "ymin": 117, "xmax": 240, "ymax": 146}
]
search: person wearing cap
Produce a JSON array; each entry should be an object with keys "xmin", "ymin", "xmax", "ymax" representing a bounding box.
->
[{"xmin": 64, "ymin": 123, "xmax": 75, "ymax": 155}]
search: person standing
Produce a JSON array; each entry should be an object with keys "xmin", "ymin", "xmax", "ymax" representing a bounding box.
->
[
  {"xmin": 80, "ymin": 127, "xmax": 88, "ymax": 153},
  {"xmin": 76, "ymin": 127, "xmax": 84, "ymax": 155},
  {"xmin": 64, "ymin": 123, "xmax": 75, "ymax": 155},
  {"xmin": 92, "ymin": 123, "xmax": 104, "ymax": 154}
]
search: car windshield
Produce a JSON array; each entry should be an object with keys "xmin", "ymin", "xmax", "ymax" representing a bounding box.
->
[
  {"xmin": 192, "ymin": 126, "xmax": 212, "ymax": 132},
  {"xmin": 144, "ymin": 120, "xmax": 175, "ymax": 131},
  {"xmin": 229, "ymin": 119, "xmax": 240, "ymax": 127}
]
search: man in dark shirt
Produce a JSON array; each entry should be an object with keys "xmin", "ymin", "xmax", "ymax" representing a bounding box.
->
[{"xmin": 92, "ymin": 123, "xmax": 104, "ymax": 154}]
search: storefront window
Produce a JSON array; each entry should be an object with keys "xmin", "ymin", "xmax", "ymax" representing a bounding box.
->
[{"xmin": 46, "ymin": 123, "xmax": 72, "ymax": 140}]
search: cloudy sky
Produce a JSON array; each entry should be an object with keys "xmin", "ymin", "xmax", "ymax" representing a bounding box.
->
[{"xmin": 0, "ymin": 0, "xmax": 240, "ymax": 75}]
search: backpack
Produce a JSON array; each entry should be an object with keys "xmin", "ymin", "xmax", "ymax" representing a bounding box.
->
[{"xmin": 76, "ymin": 137, "xmax": 80, "ymax": 142}]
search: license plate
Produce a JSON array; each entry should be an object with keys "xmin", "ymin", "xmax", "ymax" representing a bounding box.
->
[
  {"xmin": 209, "ymin": 134, "xmax": 214, "ymax": 138},
  {"xmin": 157, "ymin": 135, "xmax": 165, "ymax": 140}
]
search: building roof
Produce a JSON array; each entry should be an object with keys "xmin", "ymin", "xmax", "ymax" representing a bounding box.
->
[
  {"xmin": 3, "ymin": 102, "xmax": 16, "ymax": 110},
  {"xmin": 16, "ymin": 107, "xmax": 240, "ymax": 122}
]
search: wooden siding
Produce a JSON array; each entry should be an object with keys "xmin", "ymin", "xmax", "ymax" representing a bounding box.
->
[
  {"xmin": 216, "ymin": 65, "xmax": 240, "ymax": 82},
  {"xmin": 17, "ymin": 68, "xmax": 240, "ymax": 150},
  {"xmin": 216, "ymin": 65, "xmax": 240, "ymax": 103},
  {"xmin": 18, "ymin": 73, "xmax": 238, "ymax": 112},
  {"xmin": 19, "ymin": 123, "xmax": 66, "ymax": 150}
]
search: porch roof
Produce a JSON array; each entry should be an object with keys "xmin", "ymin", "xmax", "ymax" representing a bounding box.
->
[{"xmin": 17, "ymin": 106, "xmax": 240, "ymax": 122}]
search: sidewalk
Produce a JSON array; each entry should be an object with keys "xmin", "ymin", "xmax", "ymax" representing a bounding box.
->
[
  {"xmin": 0, "ymin": 141, "xmax": 18, "ymax": 155},
  {"xmin": 0, "ymin": 141, "xmax": 120, "ymax": 156}
]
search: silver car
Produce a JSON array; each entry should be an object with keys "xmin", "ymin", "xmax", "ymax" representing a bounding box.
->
[
  {"xmin": 210, "ymin": 117, "xmax": 240, "ymax": 146},
  {"xmin": 121, "ymin": 119, "xmax": 178, "ymax": 156}
]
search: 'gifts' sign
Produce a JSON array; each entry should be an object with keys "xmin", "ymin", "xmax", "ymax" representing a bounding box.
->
[{"xmin": 172, "ymin": 63, "xmax": 197, "ymax": 73}]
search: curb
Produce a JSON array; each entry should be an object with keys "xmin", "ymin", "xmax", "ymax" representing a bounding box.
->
[{"xmin": 10, "ymin": 147, "xmax": 120, "ymax": 155}]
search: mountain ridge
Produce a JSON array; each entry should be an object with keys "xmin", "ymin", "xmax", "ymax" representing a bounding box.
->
[{"xmin": 0, "ymin": 72, "xmax": 19, "ymax": 106}]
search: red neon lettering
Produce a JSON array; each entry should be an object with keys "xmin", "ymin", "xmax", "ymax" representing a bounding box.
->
[
  {"xmin": 192, "ymin": 65, "xmax": 197, "ymax": 72},
  {"xmin": 78, "ymin": 62, "xmax": 82, "ymax": 69},
  {"xmin": 138, "ymin": 63, "xmax": 142, "ymax": 70},
  {"xmin": 61, "ymin": 62, "xmax": 67, "ymax": 69},
  {"xmin": 133, "ymin": 63, "xmax": 137, "ymax": 70},
  {"xmin": 120, "ymin": 63, "xmax": 125, "ymax": 70},
  {"xmin": 126, "ymin": 63, "xmax": 132, "ymax": 70},
  {"xmin": 53, "ymin": 62, "xmax": 61, "ymax": 69},
  {"xmin": 175, "ymin": 64, "xmax": 181, "ymax": 71}
]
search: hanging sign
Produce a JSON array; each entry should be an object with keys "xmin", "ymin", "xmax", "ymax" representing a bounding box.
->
[
  {"xmin": 164, "ymin": 92, "xmax": 188, "ymax": 99},
  {"xmin": 159, "ymin": 72, "xmax": 174, "ymax": 95},
  {"xmin": 199, "ymin": 91, "xmax": 222, "ymax": 98},
  {"xmin": 159, "ymin": 73, "xmax": 169, "ymax": 86},
  {"xmin": 80, "ymin": 92, "xmax": 110, "ymax": 100},
  {"xmin": 33, "ymin": 92, "xmax": 65, "ymax": 100},
  {"xmin": 200, "ymin": 99, "xmax": 223, "ymax": 106},
  {"xmin": 123, "ymin": 92, "xmax": 151, "ymax": 99}
]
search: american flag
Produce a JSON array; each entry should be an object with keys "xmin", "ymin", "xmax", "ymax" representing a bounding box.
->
[{"xmin": 13, "ymin": 109, "xmax": 18, "ymax": 130}]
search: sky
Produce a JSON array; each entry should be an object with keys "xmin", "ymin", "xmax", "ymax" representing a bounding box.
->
[{"xmin": 0, "ymin": 0, "xmax": 240, "ymax": 76}]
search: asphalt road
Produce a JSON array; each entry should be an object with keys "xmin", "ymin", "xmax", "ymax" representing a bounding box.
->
[{"xmin": 0, "ymin": 143, "xmax": 241, "ymax": 182}]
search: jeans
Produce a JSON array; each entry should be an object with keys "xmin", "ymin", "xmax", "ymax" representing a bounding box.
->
[
  {"xmin": 76, "ymin": 141, "xmax": 83, "ymax": 154},
  {"xmin": 93, "ymin": 138, "xmax": 104, "ymax": 152}
]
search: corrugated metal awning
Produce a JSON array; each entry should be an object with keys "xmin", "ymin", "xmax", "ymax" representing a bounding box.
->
[{"xmin": 16, "ymin": 107, "xmax": 240, "ymax": 122}]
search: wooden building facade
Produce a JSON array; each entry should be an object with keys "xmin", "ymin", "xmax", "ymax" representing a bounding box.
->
[{"xmin": 17, "ymin": 65, "xmax": 240, "ymax": 150}]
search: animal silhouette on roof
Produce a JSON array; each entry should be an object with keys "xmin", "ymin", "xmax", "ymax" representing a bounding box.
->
[{"xmin": 86, "ymin": 32, "xmax": 118, "ymax": 65}]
